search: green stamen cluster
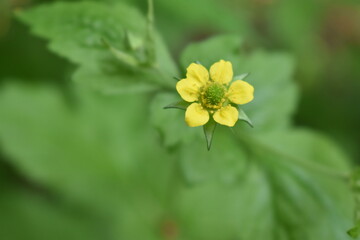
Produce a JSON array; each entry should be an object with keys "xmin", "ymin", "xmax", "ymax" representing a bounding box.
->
[{"xmin": 201, "ymin": 83, "xmax": 226, "ymax": 109}]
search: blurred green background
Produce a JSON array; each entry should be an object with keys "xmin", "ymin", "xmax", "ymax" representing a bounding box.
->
[
  {"xmin": 1, "ymin": 0, "xmax": 359, "ymax": 159},
  {"xmin": 0, "ymin": 0, "xmax": 359, "ymax": 239}
]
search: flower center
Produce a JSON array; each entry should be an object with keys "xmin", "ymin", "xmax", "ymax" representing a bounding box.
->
[{"xmin": 201, "ymin": 83, "xmax": 226, "ymax": 109}]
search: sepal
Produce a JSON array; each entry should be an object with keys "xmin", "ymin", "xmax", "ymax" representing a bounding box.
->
[
  {"xmin": 203, "ymin": 118, "xmax": 217, "ymax": 151},
  {"xmin": 164, "ymin": 101, "xmax": 190, "ymax": 110},
  {"xmin": 234, "ymin": 72, "xmax": 250, "ymax": 80},
  {"xmin": 238, "ymin": 107, "xmax": 253, "ymax": 128}
]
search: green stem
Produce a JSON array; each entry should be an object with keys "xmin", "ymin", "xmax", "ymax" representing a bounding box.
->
[
  {"xmin": 148, "ymin": 0, "xmax": 154, "ymax": 23},
  {"xmin": 146, "ymin": 0, "xmax": 156, "ymax": 65}
]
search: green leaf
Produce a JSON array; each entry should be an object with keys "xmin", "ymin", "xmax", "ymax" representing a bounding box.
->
[
  {"xmin": 178, "ymin": 127, "xmax": 249, "ymax": 185},
  {"xmin": 124, "ymin": 30, "xmax": 144, "ymax": 51},
  {"xmin": 181, "ymin": 35, "xmax": 243, "ymax": 69},
  {"xmin": 238, "ymin": 51, "xmax": 298, "ymax": 131},
  {"xmin": 102, "ymin": 38, "xmax": 139, "ymax": 67},
  {"xmin": 72, "ymin": 62, "xmax": 159, "ymax": 95},
  {"xmin": 16, "ymin": 2, "xmax": 144, "ymax": 65},
  {"xmin": 0, "ymin": 80, "xmax": 180, "ymax": 239},
  {"xmin": 171, "ymin": 35, "xmax": 351, "ymax": 237},
  {"xmin": 203, "ymin": 118, "xmax": 217, "ymax": 150},
  {"xmin": 17, "ymin": 2, "xmax": 178, "ymax": 93},
  {"xmin": 0, "ymin": 187, "xmax": 103, "ymax": 240},
  {"xmin": 238, "ymin": 108, "xmax": 253, "ymax": 128},
  {"xmin": 0, "ymin": 81, "xmax": 171, "ymax": 213},
  {"xmin": 176, "ymin": 129, "xmax": 352, "ymax": 240},
  {"xmin": 164, "ymin": 100, "xmax": 190, "ymax": 110},
  {"xmin": 347, "ymin": 168, "xmax": 360, "ymax": 238},
  {"xmin": 348, "ymin": 223, "xmax": 360, "ymax": 239}
]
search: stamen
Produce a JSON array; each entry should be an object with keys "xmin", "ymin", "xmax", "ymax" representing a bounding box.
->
[{"xmin": 200, "ymin": 83, "xmax": 226, "ymax": 110}]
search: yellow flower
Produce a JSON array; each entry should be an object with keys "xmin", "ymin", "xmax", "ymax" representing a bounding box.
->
[{"xmin": 176, "ymin": 60, "xmax": 254, "ymax": 127}]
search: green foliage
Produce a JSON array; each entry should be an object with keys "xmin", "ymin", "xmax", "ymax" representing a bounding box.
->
[
  {"xmin": 181, "ymin": 35, "xmax": 243, "ymax": 69},
  {"xmin": 0, "ymin": 80, "xmax": 176, "ymax": 239},
  {"xmin": 0, "ymin": 186, "xmax": 103, "ymax": 240},
  {"xmin": 152, "ymin": 36, "xmax": 352, "ymax": 239},
  {"xmin": 267, "ymin": 0, "xmax": 324, "ymax": 85},
  {"xmin": 119, "ymin": 0, "xmax": 248, "ymax": 44},
  {"xmin": 17, "ymin": 1, "xmax": 178, "ymax": 93},
  {"xmin": 347, "ymin": 169, "xmax": 360, "ymax": 238},
  {"xmin": 173, "ymin": 129, "xmax": 352, "ymax": 240},
  {"xmin": 0, "ymin": 1, "xmax": 355, "ymax": 240},
  {"xmin": 0, "ymin": 82, "xmax": 161, "ymax": 209},
  {"xmin": 151, "ymin": 92, "xmax": 201, "ymax": 147}
]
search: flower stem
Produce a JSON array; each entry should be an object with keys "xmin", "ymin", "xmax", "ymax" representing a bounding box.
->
[{"xmin": 146, "ymin": 0, "xmax": 156, "ymax": 65}]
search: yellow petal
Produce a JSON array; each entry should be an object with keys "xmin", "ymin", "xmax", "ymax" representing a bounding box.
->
[
  {"xmin": 186, "ymin": 63, "xmax": 209, "ymax": 85},
  {"xmin": 213, "ymin": 105, "xmax": 238, "ymax": 127},
  {"xmin": 210, "ymin": 60, "xmax": 233, "ymax": 84},
  {"xmin": 185, "ymin": 103, "xmax": 209, "ymax": 127},
  {"xmin": 176, "ymin": 79, "xmax": 200, "ymax": 102},
  {"xmin": 227, "ymin": 80, "xmax": 254, "ymax": 104}
]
